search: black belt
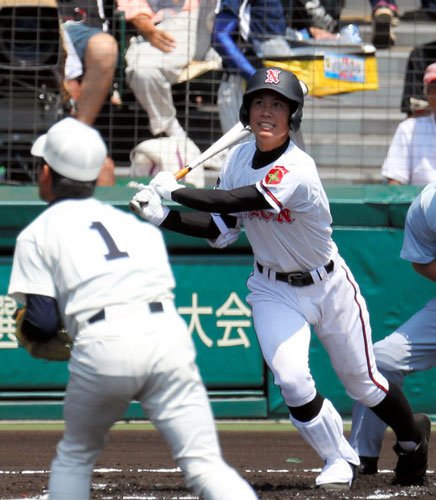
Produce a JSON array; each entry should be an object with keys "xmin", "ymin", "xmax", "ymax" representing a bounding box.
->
[
  {"xmin": 256, "ymin": 260, "xmax": 334, "ymax": 287},
  {"xmin": 88, "ymin": 302, "xmax": 164, "ymax": 324}
]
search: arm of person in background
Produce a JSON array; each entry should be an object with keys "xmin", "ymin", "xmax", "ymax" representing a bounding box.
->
[
  {"xmin": 211, "ymin": 9, "xmax": 256, "ymax": 80},
  {"xmin": 400, "ymin": 184, "xmax": 436, "ymax": 281},
  {"xmin": 298, "ymin": 0, "xmax": 339, "ymax": 39},
  {"xmin": 413, "ymin": 259, "xmax": 436, "ymax": 282},
  {"xmin": 20, "ymin": 294, "xmax": 61, "ymax": 342},
  {"xmin": 116, "ymin": 0, "xmax": 176, "ymax": 52},
  {"xmin": 308, "ymin": 26, "xmax": 338, "ymax": 40}
]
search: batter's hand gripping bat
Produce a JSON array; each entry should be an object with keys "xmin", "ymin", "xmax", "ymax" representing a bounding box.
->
[{"xmin": 174, "ymin": 121, "xmax": 252, "ymax": 180}]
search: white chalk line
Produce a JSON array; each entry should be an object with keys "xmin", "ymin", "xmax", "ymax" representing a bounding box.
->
[{"xmin": 2, "ymin": 467, "xmax": 434, "ymax": 500}]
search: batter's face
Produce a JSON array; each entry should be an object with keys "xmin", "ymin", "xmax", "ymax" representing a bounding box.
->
[{"xmin": 249, "ymin": 90, "xmax": 291, "ymax": 151}]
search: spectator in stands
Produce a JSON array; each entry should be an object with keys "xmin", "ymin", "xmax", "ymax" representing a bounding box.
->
[
  {"xmin": 381, "ymin": 63, "xmax": 436, "ymax": 185},
  {"xmin": 60, "ymin": 3, "xmax": 118, "ymax": 128},
  {"xmin": 212, "ymin": 0, "xmax": 290, "ymax": 135},
  {"xmin": 119, "ymin": 0, "xmax": 214, "ymax": 140},
  {"xmin": 400, "ymin": 40, "xmax": 436, "ymax": 117},
  {"xmin": 59, "ymin": 2, "xmax": 118, "ymax": 185}
]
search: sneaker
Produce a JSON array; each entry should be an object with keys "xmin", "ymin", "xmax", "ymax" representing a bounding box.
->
[
  {"xmin": 393, "ymin": 413, "xmax": 431, "ymax": 486},
  {"xmin": 316, "ymin": 457, "xmax": 356, "ymax": 491},
  {"xmin": 372, "ymin": 6, "xmax": 396, "ymax": 48},
  {"xmin": 359, "ymin": 456, "xmax": 378, "ymax": 475}
]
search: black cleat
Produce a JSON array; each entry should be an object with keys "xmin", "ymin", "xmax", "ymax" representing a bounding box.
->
[
  {"xmin": 359, "ymin": 456, "xmax": 378, "ymax": 475},
  {"xmin": 393, "ymin": 413, "xmax": 431, "ymax": 486}
]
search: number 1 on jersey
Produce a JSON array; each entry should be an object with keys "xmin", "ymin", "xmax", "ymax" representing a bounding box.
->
[{"xmin": 90, "ymin": 221, "xmax": 129, "ymax": 261}]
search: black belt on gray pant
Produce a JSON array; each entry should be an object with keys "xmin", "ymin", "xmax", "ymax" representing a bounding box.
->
[
  {"xmin": 256, "ymin": 260, "xmax": 334, "ymax": 287},
  {"xmin": 88, "ymin": 302, "xmax": 164, "ymax": 324}
]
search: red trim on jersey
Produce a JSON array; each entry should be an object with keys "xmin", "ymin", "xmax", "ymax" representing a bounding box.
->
[
  {"xmin": 342, "ymin": 265, "xmax": 389, "ymax": 394},
  {"xmin": 259, "ymin": 181, "xmax": 283, "ymax": 210}
]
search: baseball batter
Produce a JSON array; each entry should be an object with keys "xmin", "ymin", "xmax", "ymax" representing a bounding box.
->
[
  {"xmin": 7, "ymin": 118, "xmax": 258, "ymax": 500},
  {"xmin": 131, "ymin": 67, "xmax": 430, "ymax": 489},
  {"xmin": 350, "ymin": 181, "xmax": 436, "ymax": 476}
]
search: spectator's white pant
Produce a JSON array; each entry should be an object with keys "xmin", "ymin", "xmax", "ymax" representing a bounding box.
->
[{"xmin": 125, "ymin": 10, "xmax": 199, "ymax": 136}]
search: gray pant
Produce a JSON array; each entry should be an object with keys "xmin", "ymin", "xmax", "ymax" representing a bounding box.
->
[
  {"xmin": 350, "ymin": 296, "xmax": 436, "ymax": 457},
  {"xmin": 125, "ymin": 10, "xmax": 199, "ymax": 136}
]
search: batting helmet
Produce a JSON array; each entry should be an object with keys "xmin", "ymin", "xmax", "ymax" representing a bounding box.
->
[{"xmin": 239, "ymin": 67, "xmax": 305, "ymax": 132}]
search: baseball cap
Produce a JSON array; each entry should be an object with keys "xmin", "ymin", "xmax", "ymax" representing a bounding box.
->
[
  {"xmin": 423, "ymin": 62, "xmax": 436, "ymax": 92},
  {"xmin": 31, "ymin": 117, "xmax": 108, "ymax": 181}
]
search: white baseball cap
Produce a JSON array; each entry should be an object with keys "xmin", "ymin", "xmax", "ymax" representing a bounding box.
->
[{"xmin": 31, "ymin": 117, "xmax": 108, "ymax": 181}]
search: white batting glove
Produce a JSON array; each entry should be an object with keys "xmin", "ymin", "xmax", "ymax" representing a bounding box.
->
[
  {"xmin": 129, "ymin": 186, "xmax": 170, "ymax": 226},
  {"xmin": 150, "ymin": 171, "xmax": 185, "ymax": 200}
]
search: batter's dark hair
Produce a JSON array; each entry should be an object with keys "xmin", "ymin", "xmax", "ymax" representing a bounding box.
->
[{"xmin": 49, "ymin": 167, "xmax": 97, "ymax": 199}]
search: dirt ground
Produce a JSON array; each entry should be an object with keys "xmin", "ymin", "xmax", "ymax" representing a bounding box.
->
[{"xmin": 0, "ymin": 427, "xmax": 435, "ymax": 499}]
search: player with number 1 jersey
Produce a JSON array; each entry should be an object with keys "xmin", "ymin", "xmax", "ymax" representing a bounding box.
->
[{"xmin": 8, "ymin": 117, "xmax": 258, "ymax": 500}]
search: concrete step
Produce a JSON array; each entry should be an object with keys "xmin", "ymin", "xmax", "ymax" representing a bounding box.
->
[
  {"xmin": 301, "ymin": 107, "xmax": 404, "ymax": 135},
  {"xmin": 317, "ymin": 165, "xmax": 384, "ymax": 185},
  {"xmin": 303, "ymin": 134, "xmax": 390, "ymax": 170},
  {"xmin": 304, "ymin": 144, "xmax": 387, "ymax": 168},
  {"xmin": 372, "ymin": 49, "xmax": 410, "ymax": 77},
  {"xmin": 304, "ymin": 74, "xmax": 405, "ymax": 101},
  {"xmin": 357, "ymin": 22, "xmax": 436, "ymax": 48},
  {"xmin": 304, "ymin": 87, "xmax": 404, "ymax": 109}
]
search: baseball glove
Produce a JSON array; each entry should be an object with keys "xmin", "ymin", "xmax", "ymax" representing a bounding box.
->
[{"xmin": 14, "ymin": 307, "xmax": 72, "ymax": 362}]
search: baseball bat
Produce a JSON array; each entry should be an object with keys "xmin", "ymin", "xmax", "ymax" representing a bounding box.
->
[{"xmin": 174, "ymin": 121, "xmax": 252, "ymax": 180}]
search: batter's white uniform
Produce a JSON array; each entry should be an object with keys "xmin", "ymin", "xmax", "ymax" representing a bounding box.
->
[
  {"xmin": 8, "ymin": 197, "xmax": 257, "ymax": 500},
  {"xmin": 219, "ymin": 139, "xmax": 390, "ymax": 472},
  {"xmin": 350, "ymin": 182, "xmax": 436, "ymax": 458}
]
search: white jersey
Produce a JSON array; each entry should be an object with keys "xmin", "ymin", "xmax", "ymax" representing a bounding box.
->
[
  {"xmin": 381, "ymin": 114, "xmax": 436, "ymax": 185},
  {"xmin": 8, "ymin": 198, "xmax": 175, "ymax": 338},
  {"xmin": 219, "ymin": 139, "xmax": 337, "ymax": 272}
]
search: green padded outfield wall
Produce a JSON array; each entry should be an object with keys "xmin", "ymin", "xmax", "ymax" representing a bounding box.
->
[{"xmin": 0, "ymin": 185, "xmax": 435, "ymax": 419}]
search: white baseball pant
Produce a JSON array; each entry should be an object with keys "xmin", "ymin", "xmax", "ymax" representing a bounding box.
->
[{"xmin": 48, "ymin": 301, "xmax": 257, "ymax": 500}]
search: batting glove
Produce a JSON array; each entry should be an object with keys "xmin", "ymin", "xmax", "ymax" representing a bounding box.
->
[
  {"xmin": 129, "ymin": 186, "xmax": 170, "ymax": 226},
  {"xmin": 150, "ymin": 171, "xmax": 185, "ymax": 200}
]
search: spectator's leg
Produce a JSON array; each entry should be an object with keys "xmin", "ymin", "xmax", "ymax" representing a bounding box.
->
[
  {"xmin": 125, "ymin": 9, "xmax": 199, "ymax": 138},
  {"xmin": 370, "ymin": 1, "xmax": 399, "ymax": 48},
  {"xmin": 127, "ymin": 64, "xmax": 186, "ymax": 137},
  {"xmin": 76, "ymin": 32, "xmax": 118, "ymax": 126}
]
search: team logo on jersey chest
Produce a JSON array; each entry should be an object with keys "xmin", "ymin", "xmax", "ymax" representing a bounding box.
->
[
  {"xmin": 265, "ymin": 69, "xmax": 281, "ymax": 84},
  {"xmin": 264, "ymin": 166, "xmax": 289, "ymax": 185}
]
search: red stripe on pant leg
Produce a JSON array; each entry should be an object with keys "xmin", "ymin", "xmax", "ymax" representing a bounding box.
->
[{"xmin": 342, "ymin": 265, "xmax": 389, "ymax": 394}]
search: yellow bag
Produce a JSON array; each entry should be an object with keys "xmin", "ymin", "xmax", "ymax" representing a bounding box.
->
[{"xmin": 264, "ymin": 48, "xmax": 378, "ymax": 97}]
